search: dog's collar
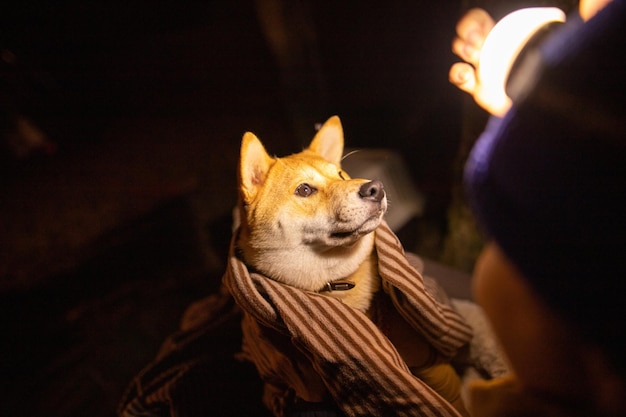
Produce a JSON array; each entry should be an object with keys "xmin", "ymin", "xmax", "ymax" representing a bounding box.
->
[{"xmin": 319, "ymin": 281, "xmax": 355, "ymax": 292}]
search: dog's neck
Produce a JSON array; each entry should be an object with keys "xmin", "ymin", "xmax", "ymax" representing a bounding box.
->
[
  {"xmin": 237, "ymin": 226, "xmax": 380, "ymax": 314},
  {"xmin": 319, "ymin": 248, "xmax": 380, "ymax": 313}
]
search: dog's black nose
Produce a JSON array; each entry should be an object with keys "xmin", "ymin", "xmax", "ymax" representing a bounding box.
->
[{"xmin": 359, "ymin": 180, "xmax": 385, "ymax": 202}]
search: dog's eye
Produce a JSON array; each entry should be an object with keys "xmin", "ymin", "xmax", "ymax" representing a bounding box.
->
[
  {"xmin": 295, "ymin": 183, "xmax": 317, "ymax": 197},
  {"xmin": 338, "ymin": 171, "xmax": 346, "ymax": 180}
]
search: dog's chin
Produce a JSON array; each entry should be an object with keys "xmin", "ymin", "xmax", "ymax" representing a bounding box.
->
[{"xmin": 327, "ymin": 214, "xmax": 384, "ymax": 247}]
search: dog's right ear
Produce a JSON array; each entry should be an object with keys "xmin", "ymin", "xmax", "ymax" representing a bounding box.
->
[
  {"xmin": 239, "ymin": 132, "xmax": 274, "ymax": 204},
  {"xmin": 308, "ymin": 115, "xmax": 344, "ymax": 166}
]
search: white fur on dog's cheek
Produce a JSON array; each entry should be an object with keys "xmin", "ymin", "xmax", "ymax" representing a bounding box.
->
[{"xmin": 301, "ymin": 219, "xmax": 331, "ymax": 245}]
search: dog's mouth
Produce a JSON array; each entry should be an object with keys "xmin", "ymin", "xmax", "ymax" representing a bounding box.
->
[
  {"xmin": 330, "ymin": 230, "xmax": 357, "ymax": 239},
  {"xmin": 305, "ymin": 193, "xmax": 387, "ymax": 249},
  {"xmin": 328, "ymin": 210, "xmax": 385, "ymax": 244}
]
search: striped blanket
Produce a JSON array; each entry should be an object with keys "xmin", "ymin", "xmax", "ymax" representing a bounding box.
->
[{"xmin": 223, "ymin": 221, "xmax": 472, "ymax": 417}]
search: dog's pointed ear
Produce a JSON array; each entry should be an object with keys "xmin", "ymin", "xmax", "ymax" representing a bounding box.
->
[
  {"xmin": 308, "ymin": 116, "xmax": 344, "ymax": 166},
  {"xmin": 239, "ymin": 132, "xmax": 274, "ymax": 204}
]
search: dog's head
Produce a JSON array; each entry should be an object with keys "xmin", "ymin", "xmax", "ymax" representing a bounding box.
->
[{"xmin": 236, "ymin": 116, "xmax": 387, "ymax": 291}]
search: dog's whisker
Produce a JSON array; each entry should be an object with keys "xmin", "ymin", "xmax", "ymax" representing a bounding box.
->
[{"xmin": 341, "ymin": 149, "xmax": 362, "ymax": 162}]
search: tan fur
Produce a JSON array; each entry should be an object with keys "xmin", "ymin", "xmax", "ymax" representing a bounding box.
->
[{"xmin": 237, "ymin": 116, "xmax": 386, "ymax": 313}]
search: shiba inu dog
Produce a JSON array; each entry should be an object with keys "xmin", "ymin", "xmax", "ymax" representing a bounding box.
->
[
  {"xmin": 236, "ymin": 115, "xmax": 386, "ymax": 313},
  {"xmin": 234, "ymin": 115, "xmax": 469, "ymax": 416}
]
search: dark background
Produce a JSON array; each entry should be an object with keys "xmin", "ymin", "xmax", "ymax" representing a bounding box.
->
[{"xmin": 0, "ymin": 1, "xmax": 576, "ymax": 416}]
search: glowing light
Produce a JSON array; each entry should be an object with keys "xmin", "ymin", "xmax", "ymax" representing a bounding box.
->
[{"xmin": 478, "ymin": 7, "xmax": 566, "ymax": 116}]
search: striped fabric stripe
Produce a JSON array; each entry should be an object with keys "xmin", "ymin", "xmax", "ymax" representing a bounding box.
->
[{"xmin": 223, "ymin": 221, "xmax": 472, "ymax": 417}]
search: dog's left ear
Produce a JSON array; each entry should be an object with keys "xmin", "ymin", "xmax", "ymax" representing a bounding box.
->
[{"xmin": 308, "ymin": 116, "xmax": 344, "ymax": 166}]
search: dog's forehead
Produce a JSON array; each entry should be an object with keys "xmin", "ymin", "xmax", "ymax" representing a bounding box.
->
[{"xmin": 278, "ymin": 153, "xmax": 340, "ymax": 179}]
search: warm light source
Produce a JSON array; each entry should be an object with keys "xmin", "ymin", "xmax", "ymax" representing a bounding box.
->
[{"xmin": 478, "ymin": 7, "xmax": 566, "ymax": 116}]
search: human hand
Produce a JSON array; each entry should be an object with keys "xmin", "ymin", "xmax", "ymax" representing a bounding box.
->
[
  {"xmin": 449, "ymin": 2, "xmax": 611, "ymax": 116},
  {"xmin": 449, "ymin": 8, "xmax": 511, "ymax": 116}
]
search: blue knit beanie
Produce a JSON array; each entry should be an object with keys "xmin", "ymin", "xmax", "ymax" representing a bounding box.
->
[{"xmin": 465, "ymin": 0, "xmax": 626, "ymax": 373}]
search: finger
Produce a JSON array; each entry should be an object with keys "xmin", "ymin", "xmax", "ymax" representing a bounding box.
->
[
  {"xmin": 579, "ymin": 0, "xmax": 611, "ymax": 20},
  {"xmin": 455, "ymin": 8, "xmax": 495, "ymax": 49},
  {"xmin": 452, "ymin": 36, "xmax": 480, "ymax": 65},
  {"xmin": 449, "ymin": 62, "xmax": 477, "ymax": 94}
]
